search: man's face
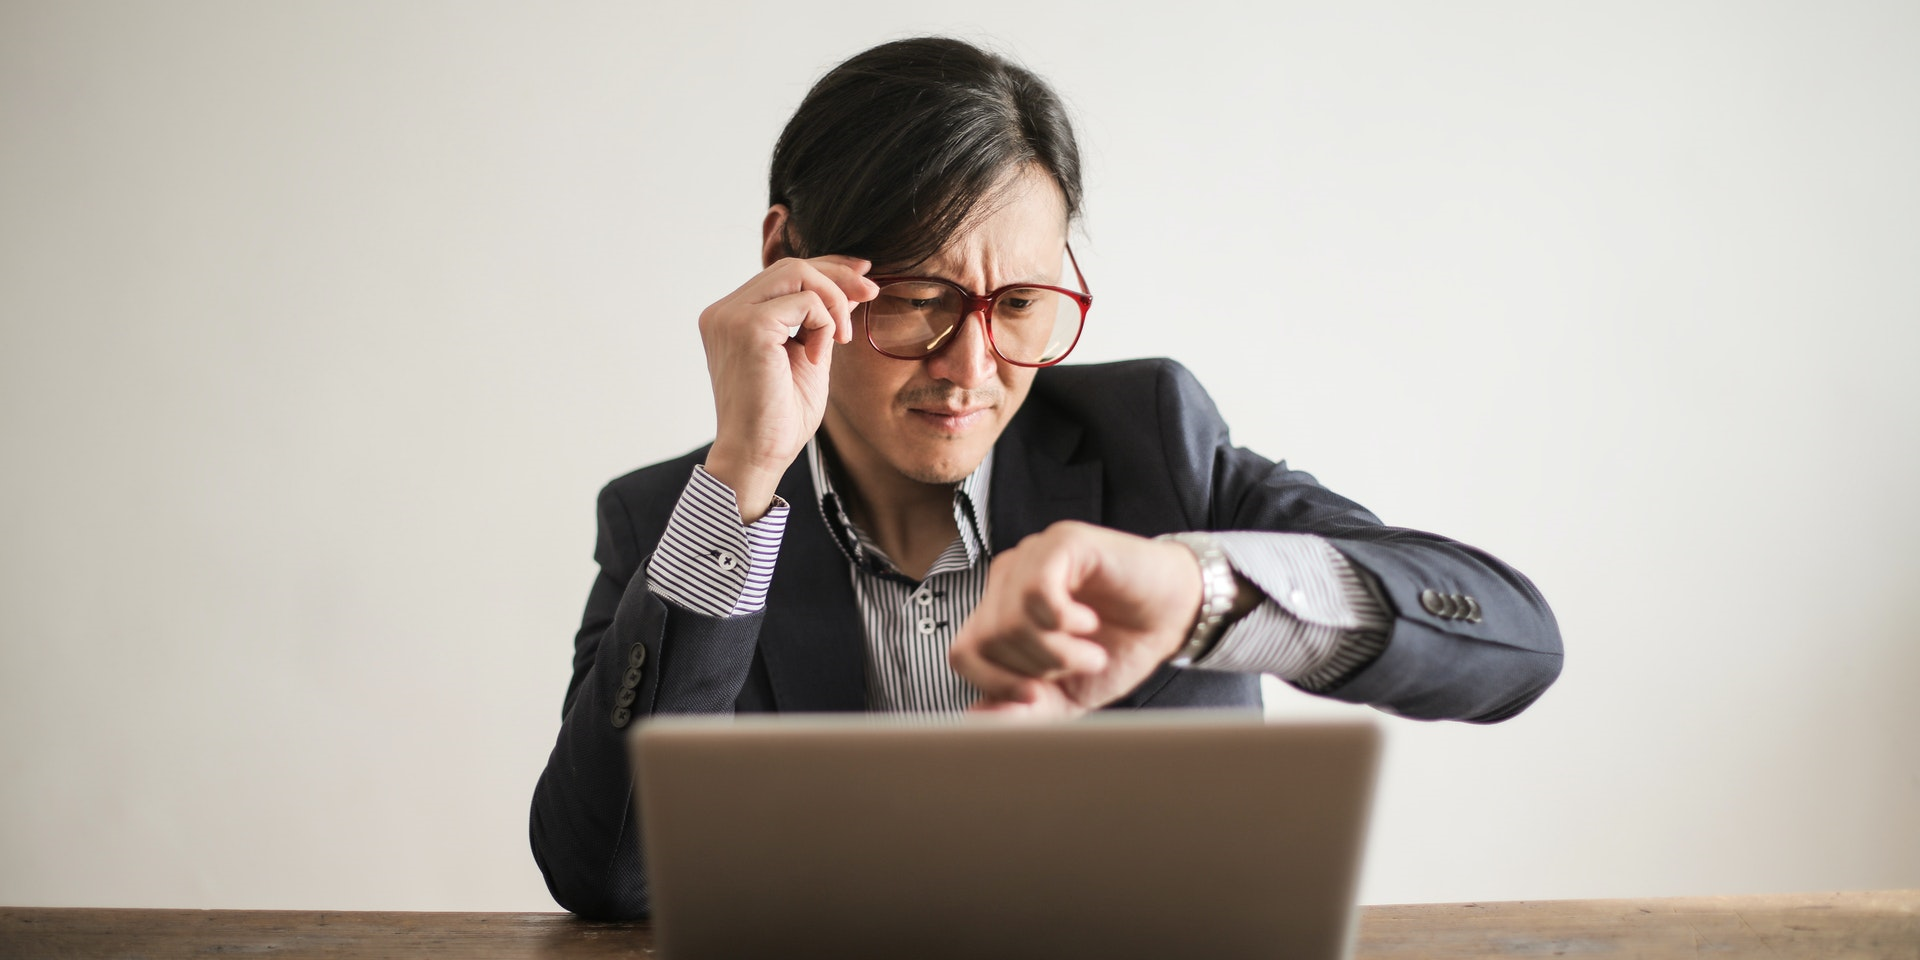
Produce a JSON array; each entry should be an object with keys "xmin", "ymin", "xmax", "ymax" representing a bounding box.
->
[{"xmin": 821, "ymin": 167, "xmax": 1070, "ymax": 490}]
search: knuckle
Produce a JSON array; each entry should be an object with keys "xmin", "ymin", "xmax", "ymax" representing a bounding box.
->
[
  {"xmin": 1022, "ymin": 590, "xmax": 1059, "ymax": 628},
  {"xmin": 1046, "ymin": 519, "xmax": 1089, "ymax": 538}
]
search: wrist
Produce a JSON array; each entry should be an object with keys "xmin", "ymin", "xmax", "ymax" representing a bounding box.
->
[
  {"xmin": 1157, "ymin": 532, "xmax": 1240, "ymax": 667},
  {"xmin": 702, "ymin": 448, "xmax": 784, "ymax": 523}
]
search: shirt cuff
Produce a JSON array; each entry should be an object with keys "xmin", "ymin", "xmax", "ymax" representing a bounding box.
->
[
  {"xmin": 644, "ymin": 465, "xmax": 789, "ymax": 617},
  {"xmin": 1187, "ymin": 532, "xmax": 1391, "ymax": 690}
]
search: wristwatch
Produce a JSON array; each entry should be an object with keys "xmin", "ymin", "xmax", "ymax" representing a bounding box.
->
[{"xmin": 1157, "ymin": 532, "xmax": 1238, "ymax": 668}]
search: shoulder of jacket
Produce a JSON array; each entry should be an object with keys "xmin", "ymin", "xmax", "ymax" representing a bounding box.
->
[
  {"xmin": 1032, "ymin": 357, "xmax": 1222, "ymax": 437},
  {"xmin": 597, "ymin": 444, "xmax": 712, "ymax": 516},
  {"xmin": 1033, "ymin": 356, "xmax": 1193, "ymax": 394}
]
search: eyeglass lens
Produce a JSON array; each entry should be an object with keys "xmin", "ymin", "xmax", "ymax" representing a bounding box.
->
[{"xmin": 864, "ymin": 280, "xmax": 1082, "ymax": 365}]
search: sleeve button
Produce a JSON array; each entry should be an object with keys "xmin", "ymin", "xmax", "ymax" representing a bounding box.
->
[{"xmin": 1420, "ymin": 589, "xmax": 1446, "ymax": 615}]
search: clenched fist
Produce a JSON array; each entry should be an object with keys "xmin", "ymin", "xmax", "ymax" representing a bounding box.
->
[{"xmin": 948, "ymin": 521, "xmax": 1216, "ymax": 718}]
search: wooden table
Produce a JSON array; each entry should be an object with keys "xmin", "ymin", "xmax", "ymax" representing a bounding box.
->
[{"xmin": 3, "ymin": 891, "xmax": 1915, "ymax": 958}]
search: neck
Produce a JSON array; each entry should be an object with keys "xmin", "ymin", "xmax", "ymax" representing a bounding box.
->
[{"xmin": 820, "ymin": 429, "xmax": 963, "ymax": 582}]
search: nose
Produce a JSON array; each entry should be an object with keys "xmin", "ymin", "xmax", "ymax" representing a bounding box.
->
[{"xmin": 923, "ymin": 308, "xmax": 999, "ymax": 388}]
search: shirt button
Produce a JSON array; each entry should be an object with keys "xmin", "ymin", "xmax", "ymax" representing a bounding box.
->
[
  {"xmin": 915, "ymin": 590, "xmax": 934, "ymax": 607},
  {"xmin": 917, "ymin": 618, "xmax": 937, "ymax": 636},
  {"xmin": 1289, "ymin": 589, "xmax": 1306, "ymax": 607},
  {"xmin": 711, "ymin": 549, "xmax": 739, "ymax": 572}
]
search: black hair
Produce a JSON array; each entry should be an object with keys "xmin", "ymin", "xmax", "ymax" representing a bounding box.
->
[{"xmin": 768, "ymin": 37, "xmax": 1083, "ymax": 269}]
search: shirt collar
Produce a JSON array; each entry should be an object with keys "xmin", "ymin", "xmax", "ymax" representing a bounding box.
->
[{"xmin": 805, "ymin": 434, "xmax": 995, "ymax": 578}]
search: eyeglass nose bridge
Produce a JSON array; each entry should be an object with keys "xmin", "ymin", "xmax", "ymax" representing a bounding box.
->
[
  {"xmin": 955, "ymin": 291, "xmax": 996, "ymax": 316},
  {"xmin": 918, "ymin": 293, "xmax": 994, "ymax": 361}
]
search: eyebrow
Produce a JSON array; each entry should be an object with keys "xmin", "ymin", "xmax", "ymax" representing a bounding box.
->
[{"xmin": 872, "ymin": 269, "xmax": 1056, "ymax": 291}]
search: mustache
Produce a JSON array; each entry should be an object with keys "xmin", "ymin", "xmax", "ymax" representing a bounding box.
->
[{"xmin": 896, "ymin": 385, "xmax": 1001, "ymax": 409}]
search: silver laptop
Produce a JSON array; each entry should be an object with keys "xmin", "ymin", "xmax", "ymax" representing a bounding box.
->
[{"xmin": 631, "ymin": 711, "xmax": 1379, "ymax": 960}]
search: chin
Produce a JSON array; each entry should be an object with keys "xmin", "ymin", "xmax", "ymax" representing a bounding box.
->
[
  {"xmin": 896, "ymin": 443, "xmax": 989, "ymax": 486},
  {"xmin": 902, "ymin": 466, "xmax": 974, "ymax": 485}
]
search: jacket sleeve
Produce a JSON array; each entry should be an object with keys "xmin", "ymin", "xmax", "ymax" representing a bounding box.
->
[
  {"xmin": 1154, "ymin": 361, "xmax": 1563, "ymax": 723},
  {"xmin": 528, "ymin": 479, "xmax": 765, "ymax": 919}
]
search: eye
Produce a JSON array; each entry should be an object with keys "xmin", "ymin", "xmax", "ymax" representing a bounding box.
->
[
  {"xmin": 995, "ymin": 288, "xmax": 1050, "ymax": 315},
  {"xmin": 876, "ymin": 282, "xmax": 951, "ymax": 311}
]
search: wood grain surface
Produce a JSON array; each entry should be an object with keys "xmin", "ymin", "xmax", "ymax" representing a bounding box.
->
[
  {"xmin": 2, "ymin": 891, "xmax": 1914, "ymax": 959},
  {"xmin": 1353, "ymin": 890, "xmax": 1918, "ymax": 959}
]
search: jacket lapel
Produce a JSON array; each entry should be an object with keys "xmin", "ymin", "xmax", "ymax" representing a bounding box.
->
[
  {"xmin": 988, "ymin": 401, "xmax": 1103, "ymax": 553},
  {"xmin": 758, "ymin": 456, "xmax": 867, "ymax": 712},
  {"xmin": 988, "ymin": 399, "xmax": 1180, "ymax": 709}
]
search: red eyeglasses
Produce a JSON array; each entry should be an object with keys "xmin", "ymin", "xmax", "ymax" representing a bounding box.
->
[{"xmin": 858, "ymin": 245, "xmax": 1092, "ymax": 367}]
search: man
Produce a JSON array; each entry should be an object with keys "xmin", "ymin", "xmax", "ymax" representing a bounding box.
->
[{"xmin": 531, "ymin": 37, "xmax": 1561, "ymax": 920}]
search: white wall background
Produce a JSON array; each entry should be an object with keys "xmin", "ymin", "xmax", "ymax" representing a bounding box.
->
[{"xmin": 3, "ymin": 1, "xmax": 1916, "ymax": 911}]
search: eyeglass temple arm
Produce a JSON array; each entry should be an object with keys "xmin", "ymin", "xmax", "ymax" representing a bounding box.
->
[{"xmin": 1066, "ymin": 242, "xmax": 1092, "ymax": 298}]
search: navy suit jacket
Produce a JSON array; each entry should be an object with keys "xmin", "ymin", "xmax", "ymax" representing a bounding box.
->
[{"xmin": 530, "ymin": 358, "xmax": 1562, "ymax": 919}]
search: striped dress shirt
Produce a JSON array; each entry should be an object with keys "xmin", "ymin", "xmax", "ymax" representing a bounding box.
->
[{"xmin": 644, "ymin": 436, "xmax": 1389, "ymax": 712}]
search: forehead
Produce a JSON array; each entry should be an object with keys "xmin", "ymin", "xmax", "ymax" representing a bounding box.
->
[{"xmin": 891, "ymin": 167, "xmax": 1069, "ymax": 282}]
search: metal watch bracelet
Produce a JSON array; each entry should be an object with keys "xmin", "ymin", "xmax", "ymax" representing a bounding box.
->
[{"xmin": 1158, "ymin": 532, "xmax": 1237, "ymax": 668}]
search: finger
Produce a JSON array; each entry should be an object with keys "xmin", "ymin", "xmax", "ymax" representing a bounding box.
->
[
  {"xmin": 983, "ymin": 630, "xmax": 1108, "ymax": 680},
  {"xmin": 970, "ymin": 692, "xmax": 1077, "ymax": 722},
  {"xmin": 786, "ymin": 294, "xmax": 839, "ymax": 367},
  {"xmin": 758, "ymin": 291, "xmax": 836, "ymax": 337},
  {"xmin": 804, "ymin": 259, "xmax": 879, "ymax": 344},
  {"xmin": 807, "ymin": 253, "xmax": 871, "ymax": 273},
  {"xmin": 806, "ymin": 254, "xmax": 879, "ymax": 297},
  {"xmin": 759, "ymin": 260, "xmax": 855, "ymax": 333},
  {"xmin": 1022, "ymin": 588, "xmax": 1100, "ymax": 637},
  {"xmin": 805, "ymin": 256, "xmax": 879, "ymax": 343},
  {"xmin": 979, "ymin": 632, "xmax": 1057, "ymax": 678},
  {"xmin": 967, "ymin": 698, "xmax": 1043, "ymax": 718},
  {"xmin": 795, "ymin": 255, "xmax": 882, "ymax": 307},
  {"xmin": 1038, "ymin": 633, "xmax": 1110, "ymax": 675},
  {"xmin": 756, "ymin": 291, "xmax": 837, "ymax": 371},
  {"xmin": 951, "ymin": 644, "xmax": 1046, "ymax": 703}
]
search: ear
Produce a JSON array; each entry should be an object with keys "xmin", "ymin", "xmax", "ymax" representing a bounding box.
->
[{"xmin": 761, "ymin": 205, "xmax": 792, "ymax": 268}]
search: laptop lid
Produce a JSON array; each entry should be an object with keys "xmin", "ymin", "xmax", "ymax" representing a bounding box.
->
[{"xmin": 633, "ymin": 711, "xmax": 1380, "ymax": 960}]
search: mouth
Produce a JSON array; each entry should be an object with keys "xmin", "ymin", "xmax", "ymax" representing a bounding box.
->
[{"xmin": 908, "ymin": 405, "xmax": 992, "ymax": 433}]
